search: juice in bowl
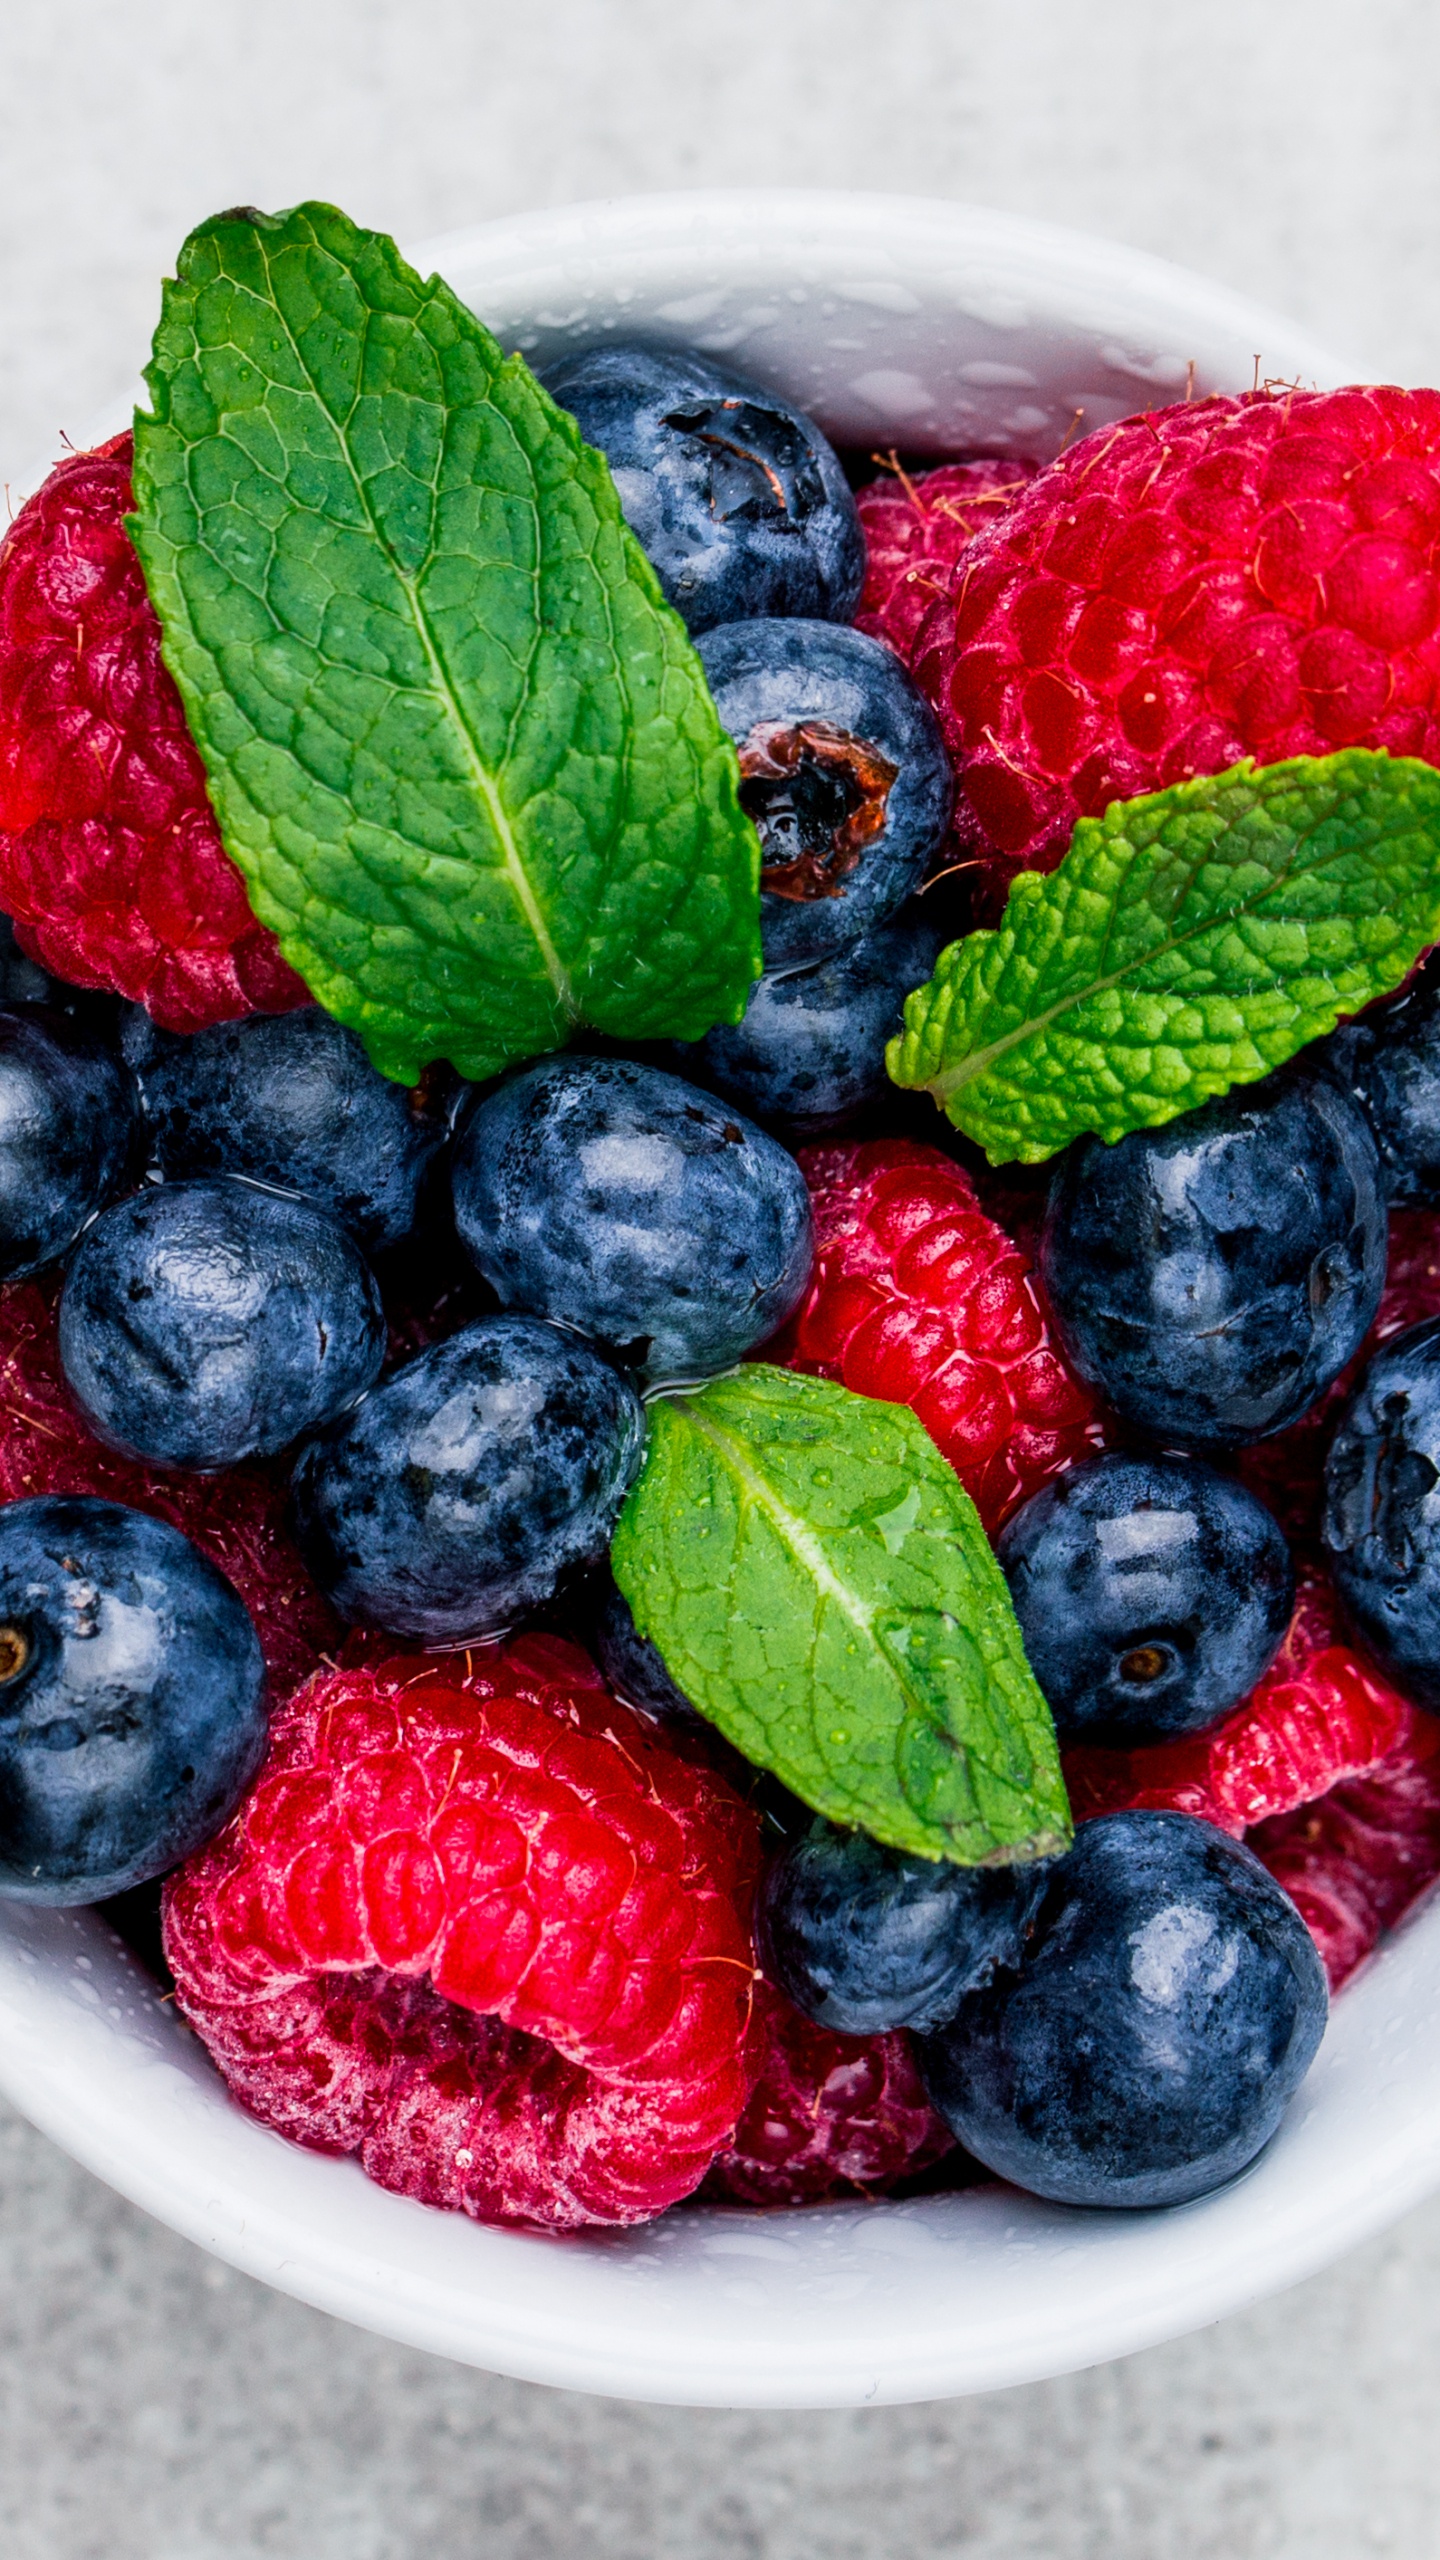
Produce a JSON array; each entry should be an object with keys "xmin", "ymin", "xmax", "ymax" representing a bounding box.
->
[{"xmin": 2, "ymin": 191, "xmax": 1438, "ymax": 2411}]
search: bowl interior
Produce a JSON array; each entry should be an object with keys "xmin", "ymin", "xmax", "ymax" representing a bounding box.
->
[
  {"xmin": 410, "ymin": 189, "xmax": 1355, "ymax": 456},
  {"xmin": 5, "ymin": 1886, "xmax": 1440, "ymax": 2408},
  {"xmin": 0, "ymin": 193, "xmax": 1407, "ymax": 2412}
]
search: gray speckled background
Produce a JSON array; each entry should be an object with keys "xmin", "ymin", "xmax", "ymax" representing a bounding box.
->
[{"xmin": 4, "ymin": 3, "xmax": 1440, "ymax": 2549}]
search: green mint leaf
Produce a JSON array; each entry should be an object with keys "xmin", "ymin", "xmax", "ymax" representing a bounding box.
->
[
  {"xmin": 888, "ymin": 750, "xmax": 1440, "ymax": 1164},
  {"xmin": 127, "ymin": 202, "xmax": 761, "ymax": 1085},
  {"xmin": 610, "ymin": 1364, "xmax": 1070, "ymax": 1865}
]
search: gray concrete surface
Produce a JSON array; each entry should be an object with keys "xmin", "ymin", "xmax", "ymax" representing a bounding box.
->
[
  {"xmin": 0, "ymin": 2091, "xmax": 1436, "ymax": 2560},
  {"xmin": 4, "ymin": 2, "xmax": 1440, "ymax": 2550}
]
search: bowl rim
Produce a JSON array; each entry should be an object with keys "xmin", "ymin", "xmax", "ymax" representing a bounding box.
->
[
  {"xmin": 11, "ymin": 185, "xmax": 1359, "ymax": 501},
  {"xmin": 0, "ymin": 190, "xmax": 1417, "ymax": 2411},
  {"xmin": 407, "ymin": 186, "xmax": 1359, "ymax": 393},
  {"xmin": 4, "ymin": 1883, "xmax": 1440, "ymax": 2408}
]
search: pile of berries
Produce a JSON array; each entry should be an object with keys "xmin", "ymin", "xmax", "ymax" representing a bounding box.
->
[
  {"xmin": 853, "ymin": 456, "xmax": 1039, "ymax": 668},
  {"xmin": 780, "ymin": 1136, "xmax": 1108, "ymax": 1531},
  {"xmin": 908, "ymin": 383, "xmax": 1440, "ymax": 922},
  {"xmin": 5, "ymin": 331, "xmax": 1440, "ymax": 2236}
]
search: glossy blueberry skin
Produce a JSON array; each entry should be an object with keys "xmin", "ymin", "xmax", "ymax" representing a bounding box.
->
[
  {"xmin": 759, "ymin": 1816, "xmax": 1052, "ymax": 2037},
  {"xmin": 134, "ymin": 1005, "xmax": 451, "ymax": 1254},
  {"xmin": 0, "ymin": 1496, "xmax": 266, "ymax": 1904},
  {"xmin": 1321, "ymin": 961, "xmax": 1440, "ymax": 1207},
  {"xmin": 997, "ymin": 1452, "xmax": 1294, "ymax": 1745},
  {"xmin": 0, "ymin": 916, "xmax": 56, "ymax": 1008},
  {"xmin": 591, "ymin": 1569, "xmax": 700, "ymax": 1725},
  {"xmin": 541, "ymin": 342, "xmax": 862, "ymax": 634},
  {"xmin": 678, "ymin": 910, "xmax": 945, "ymax": 1137},
  {"xmin": 59, "ymin": 1177, "xmax": 386, "ymax": 1471},
  {"xmin": 451, "ymin": 1056, "xmax": 813, "ymax": 1383},
  {"xmin": 917, "ymin": 1810, "xmax": 1327, "ymax": 2209},
  {"xmin": 289, "ymin": 1314, "xmax": 645, "ymax": 1643},
  {"xmin": 696, "ymin": 619, "xmax": 954, "ymax": 973},
  {"xmin": 1040, "ymin": 1070, "xmax": 1386, "ymax": 1451},
  {"xmin": 0, "ymin": 1005, "xmax": 138, "ymax": 1281},
  {"xmin": 1324, "ymin": 1319, "xmax": 1440, "ymax": 1707}
]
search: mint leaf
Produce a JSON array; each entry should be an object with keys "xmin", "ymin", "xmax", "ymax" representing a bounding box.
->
[
  {"xmin": 128, "ymin": 202, "xmax": 761, "ymax": 1085},
  {"xmin": 889, "ymin": 750, "xmax": 1440, "ymax": 1164},
  {"xmin": 610, "ymin": 1364, "xmax": 1070, "ymax": 1865}
]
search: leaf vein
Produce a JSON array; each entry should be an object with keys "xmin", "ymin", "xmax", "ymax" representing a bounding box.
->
[{"xmin": 250, "ymin": 223, "xmax": 574, "ymax": 1013}]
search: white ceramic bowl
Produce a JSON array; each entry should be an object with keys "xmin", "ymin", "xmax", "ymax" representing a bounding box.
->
[{"xmin": 3, "ymin": 191, "xmax": 1422, "ymax": 2412}]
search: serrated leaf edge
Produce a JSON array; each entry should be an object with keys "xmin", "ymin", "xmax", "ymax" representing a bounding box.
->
[
  {"xmin": 629, "ymin": 1377, "xmax": 1071, "ymax": 1867},
  {"xmin": 127, "ymin": 200, "xmax": 762, "ymax": 1084},
  {"xmin": 133, "ymin": 214, "xmax": 580, "ymax": 1035},
  {"xmin": 887, "ymin": 749, "xmax": 1440, "ymax": 1161}
]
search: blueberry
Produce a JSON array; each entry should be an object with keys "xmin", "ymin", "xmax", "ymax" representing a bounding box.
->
[
  {"xmin": 678, "ymin": 909, "xmax": 944, "ymax": 1136},
  {"xmin": 289, "ymin": 1313, "xmax": 645, "ymax": 1643},
  {"xmin": 59, "ymin": 1177, "xmax": 386, "ymax": 1470},
  {"xmin": 133, "ymin": 1005, "xmax": 452, "ymax": 1254},
  {"xmin": 916, "ymin": 1809, "xmax": 1327, "ymax": 2209},
  {"xmin": 696, "ymin": 619, "xmax": 954, "ymax": 973},
  {"xmin": 1324, "ymin": 1318, "xmax": 1440, "ymax": 1706},
  {"xmin": 114, "ymin": 1001, "xmax": 167, "ymax": 1077},
  {"xmin": 0, "ymin": 915, "xmax": 56, "ymax": 1008},
  {"xmin": 759, "ymin": 1816, "xmax": 1052, "ymax": 2036},
  {"xmin": 541, "ymin": 342, "xmax": 862, "ymax": 632},
  {"xmin": 1040, "ymin": 1070, "xmax": 1385, "ymax": 1449},
  {"xmin": 450, "ymin": 1056, "xmax": 813, "ymax": 1383},
  {"xmin": 0, "ymin": 1005, "xmax": 138, "ymax": 1280},
  {"xmin": 591, "ymin": 1567, "xmax": 701, "ymax": 1725},
  {"xmin": 1319, "ymin": 959, "xmax": 1440, "ymax": 1207},
  {"xmin": 0, "ymin": 1495, "xmax": 266, "ymax": 1904},
  {"xmin": 997, "ymin": 1452, "xmax": 1294, "ymax": 1745}
]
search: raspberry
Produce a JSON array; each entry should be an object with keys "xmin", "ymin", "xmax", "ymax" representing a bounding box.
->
[
  {"xmin": 700, "ymin": 1980, "xmax": 952, "ymax": 2205},
  {"xmin": 1064, "ymin": 1567, "xmax": 1426, "ymax": 1835},
  {"xmin": 1065, "ymin": 1567, "xmax": 1440, "ymax": 1987},
  {"xmin": 1239, "ymin": 1204, "xmax": 1440, "ymax": 1540},
  {"xmin": 1248, "ymin": 1727, "xmax": 1440, "ymax": 1987},
  {"xmin": 0, "ymin": 436, "xmax": 308, "ymax": 1030},
  {"xmin": 0, "ymin": 1281, "xmax": 336, "ymax": 1695},
  {"xmin": 855, "ymin": 459, "xmax": 1038, "ymax": 667},
  {"xmin": 911, "ymin": 386, "xmax": 1440, "ymax": 919},
  {"xmin": 1370, "ymin": 1203, "xmax": 1440, "ymax": 1337},
  {"xmin": 780, "ymin": 1137, "xmax": 1107, "ymax": 1530},
  {"xmin": 163, "ymin": 1637, "xmax": 764, "ymax": 2230}
]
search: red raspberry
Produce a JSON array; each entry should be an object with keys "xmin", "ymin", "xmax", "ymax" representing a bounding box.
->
[
  {"xmin": 0, "ymin": 436, "xmax": 308, "ymax": 1030},
  {"xmin": 1239, "ymin": 1205, "xmax": 1440, "ymax": 1540},
  {"xmin": 0, "ymin": 1281, "xmax": 336, "ymax": 1695},
  {"xmin": 700, "ymin": 1980, "xmax": 953, "ymax": 2205},
  {"xmin": 780, "ymin": 1137, "xmax": 1108, "ymax": 1530},
  {"xmin": 855, "ymin": 458, "xmax": 1039, "ymax": 666},
  {"xmin": 1066, "ymin": 1569, "xmax": 1440, "ymax": 1986},
  {"xmin": 911, "ymin": 386, "xmax": 1440, "ymax": 919},
  {"xmin": 163, "ymin": 1637, "xmax": 764, "ymax": 2230},
  {"xmin": 1064, "ymin": 1569, "xmax": 1428, "ymax": 1836},
  {"xmin": 1248, "ymin": 1725, "xmax": 1440, "ymax": 1987},
  {"xmin": 1368, "ymin": 1203, "xmax": 1440, "ymax": 1336}
]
